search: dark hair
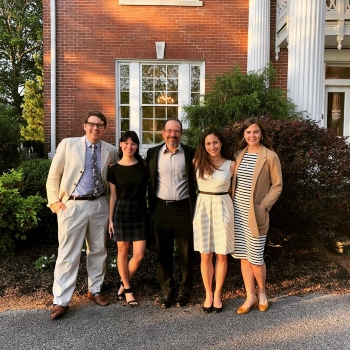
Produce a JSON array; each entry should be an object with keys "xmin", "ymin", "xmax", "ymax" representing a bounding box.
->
[
  {"xmin": 194, "ymin": 128, "xmax": 233, "ymax": 179},
  {"xmin": 237, "ymin": 116, "xmax": 273, "ymax": 151},
  {"xmin": 163, "ymin": 118, "xmax": 183, "ymax": 132},
  {"xmin": 85, "ymin": 111, "xmax": 107, "ymax": 127},
  {"xmin": 118, "ymin": 131, "xmax": 142, "ymax": 162}
]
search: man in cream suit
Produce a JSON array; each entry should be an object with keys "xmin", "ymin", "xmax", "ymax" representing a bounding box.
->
[{"xmin": 47, "ymin": 111, "xmax": 118, "ymax": 319}]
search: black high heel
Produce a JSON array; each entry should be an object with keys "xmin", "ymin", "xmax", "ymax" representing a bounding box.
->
[
  {"xmin": 213, "ymin": 305, "xmax": 223, "ymax": 313},
  {"xmin": 124, "ymin": 287, "xmax": 138, "ymax": 307},
  {"xmin": 213, "ymin": 299, "xmax": 223, "ymax": 313},
  {"xmin": 202, "ymin": 303, "xmax": 213, "ymax": 313},
  {"xmin": 117, "ymin": 280, "xmax": 125, "ymax": 300}
]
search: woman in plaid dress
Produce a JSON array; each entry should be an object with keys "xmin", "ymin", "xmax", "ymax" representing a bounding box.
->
[
  {"xmin": 107, "ymin": 131, "xmax": 147, "ymax": 306},
  {"xmin": 193, "ymin": 129, "xmax": 235, "ymax": 313}
]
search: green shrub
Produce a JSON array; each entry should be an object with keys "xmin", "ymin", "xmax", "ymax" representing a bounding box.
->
[
  {"xmin": 0, "ymin": 104, "xmax": 22, "ymax": 174},
  {"xmin": 34, "ymin": 254, "xmax": 56, "ymax": 271},
  {"xmin": 183, "ymin": 65, "xmax": 302, "ymax": 147},
  {"xmin": 17, "ymin": 158, "xmax": 51, "ymax": 197},
  {"xmin": 19, "ymin": 140, "xmax": 45, "ymax": 161},
  {"xmin": 222, "ymin": 117, "xmax": 350, "ymax": 243},
  {"xmin": 0, "ymin": 170, "xmax": 46, "ymax": 256},
  {"xmin": 16, "ymin": 158, "xmax": 57, "ymax": 244}
]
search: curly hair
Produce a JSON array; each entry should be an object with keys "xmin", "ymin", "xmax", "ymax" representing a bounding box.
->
[
  {"xmin": 236, "ymin": 116, "xmax": 273, "ymax": 151},
  {"xmin": 194, "ymin": 128, "xmax": 234, "ymax": 179}
]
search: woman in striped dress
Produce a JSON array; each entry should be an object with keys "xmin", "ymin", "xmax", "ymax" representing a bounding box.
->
[
  {"xmin": 193, "ymin": 129, "xmax": 235, "ymax": 313},
  {"xmin": 232, "ymin": 117, "xmax": 282, "ymax": 314},
  {"xmin": 107, "ymin": 131, "xmax": 148, "ymax": 307}
]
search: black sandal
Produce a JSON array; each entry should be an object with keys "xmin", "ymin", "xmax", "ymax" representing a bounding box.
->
[
  {"xmin": 117, "ymin": 280, "xmax": 125, "ymax": 300},
  {"xmin": 124, "ymin": 287, "xmax": 138, "ymax": 307}
]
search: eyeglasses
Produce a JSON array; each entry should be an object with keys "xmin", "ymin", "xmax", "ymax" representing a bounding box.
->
[
  {"xmin": 164, "ymin": 129, "xmax": 181, "ymax": 135},
  {"xmin": 85, "ymin": 122, "xmax": 105, "ymax": 129}
]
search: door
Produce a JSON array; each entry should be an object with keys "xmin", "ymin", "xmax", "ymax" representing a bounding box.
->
[{"xmin": 324, "ymin": 86, "xmax": 350, "ymax": 137}]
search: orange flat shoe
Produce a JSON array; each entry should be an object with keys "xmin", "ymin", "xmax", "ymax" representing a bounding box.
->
[
  {"xmin": 236, "ymin": 296, "xmax": 258, "ymax": 314},
  {"xmin": 258, "ymin": 302, "xmax": 269, "ymax": 312}
]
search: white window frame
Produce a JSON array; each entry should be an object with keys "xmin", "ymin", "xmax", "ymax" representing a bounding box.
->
[
  {"xmin": 119, "ymin": 0, "xmax": 203, "ymax": 6},
  {"xmin": 116, "ymin": 59, "xmax": 205, "ymax": 149}
]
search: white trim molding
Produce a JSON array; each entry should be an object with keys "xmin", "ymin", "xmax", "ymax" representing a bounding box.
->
[{"xmin": 119, "ymin": 0, "xmax": 203, "ymax": 6}]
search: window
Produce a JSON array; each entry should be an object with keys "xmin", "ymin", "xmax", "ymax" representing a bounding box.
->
[
  {"xmin": 119, "ymin": 0, "xmax": 203, "ymax": 6},
  {"xmin": 117, "ymin": 60, "xmax": 204, "ymax": 147}
]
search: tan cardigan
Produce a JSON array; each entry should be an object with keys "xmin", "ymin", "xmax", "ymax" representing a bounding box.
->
[{"xmin": 232, "ymin": 145, "xmax": 282, "ymax": 237}]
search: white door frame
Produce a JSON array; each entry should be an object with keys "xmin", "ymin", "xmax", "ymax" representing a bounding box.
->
[{"xmin": 324, "ymin": 81, "xmax": 350, "ymax": 137}]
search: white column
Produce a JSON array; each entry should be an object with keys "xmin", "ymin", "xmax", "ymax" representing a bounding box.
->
[
  {"xmin": 287, "ymin": 0, "xmax": 325, "ymax": 122},
  {"xmin": 247, "ymin": 0, "xmax": 270, "ymax": 72}
]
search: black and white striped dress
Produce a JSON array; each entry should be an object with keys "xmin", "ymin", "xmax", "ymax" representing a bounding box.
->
[{"xmin": 232, "ymin": 153, "xmax": 266, "ymax": 265}]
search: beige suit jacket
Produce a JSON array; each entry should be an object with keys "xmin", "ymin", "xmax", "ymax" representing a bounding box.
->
[
  {"xmin": 46, "ymin": 136, "xmax": 118, "ymax": 211},
  {"xmin": 232, "ymin": 145, "xmax": 282, "ymax": 237}
]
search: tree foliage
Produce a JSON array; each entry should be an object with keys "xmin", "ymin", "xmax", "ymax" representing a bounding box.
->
[
  {"xmin": 0, "ymin": 0, "xmax": 43, "ymax": 114},
  {"xmin": 21, "ymin": 53, "xmax": 43, "ymax": 141},
  {"xmin": 183, "ymin": 65, "xmax": 303, "ymax": 147},
  {"xmin": 0, "ymin": 103, "xmax": 22, "ymax": 173}
]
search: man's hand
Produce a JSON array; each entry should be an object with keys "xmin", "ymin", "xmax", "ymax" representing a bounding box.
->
[{"xmin": 51, "ymin": 201, "xmax": 67, "ymax": 213}]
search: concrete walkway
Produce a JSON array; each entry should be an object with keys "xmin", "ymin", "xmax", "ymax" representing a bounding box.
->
[{"xmin": 1, "ymin": 293, "xmax": 350, "ymax": 349}]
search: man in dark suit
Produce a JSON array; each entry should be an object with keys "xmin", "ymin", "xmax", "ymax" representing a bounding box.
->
[{"xmin": 146, "ymin": 118, "xmax": 196, "ymax": 308}]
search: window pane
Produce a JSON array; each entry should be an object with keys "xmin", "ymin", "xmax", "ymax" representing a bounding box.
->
[
  {"xmin": 155, "ymin": 65, "xmax": 166, "ymax": 78},
  {"xmin": 327, "ymin": 92, "xmax": 344, "ymax": 136},
  {"xmin": 142, "ymin": 65, "xmax": 153, "ymax": 77},
  {"xmin": 120, "ymin": 106, "xmax": 130, "ymax": 119},
  {"xmin": 142, "ymin": 106, "xmax": 153, "ymax": 119},
  {"xmin": 167, "ymin": 78, "xmax": 178, "ymax": 91},
  {"xmin": 121, "ymin": 119, "xmax": 130, "ymax": 132},
  {"xmin": 142, "ymin": 92, "xmax": 154, "ymax": 104},
  {"xmin": 120, "ymin": 78, "xmax": 129, "ymax": 91},
  {"xmin": 191, "ymin": 65, "xmax": 200, "ymax": 79},
  {"xmin": 191, "ymin": 93, "xmax": 200, "ymax": 105},
  {"xmin": 167, "ymin": 65, "xmax": 179, "ymax": 78},
  {"xmin": 326, "ymin": 67, "xmax": 350, "ymax": 79},
  {"xmin": 120, "ymin": 64, "xmax": 129, "ymax": 77},
  {"xmin": 155, "ymin": 132, "xmax": 163, "ymax": 144},
  {"xmin": 155, "ymin": 92, "xmax": 166, "ymax": 104},
  {"xmin": 120, "ymin": 92, "xmax": 129, "ymax": 104},
  {"xmin": 142, "ymin": 132, "xmax": 154, "ymax": 144},
  {"xmin": 155, "ymin": 78, "xmax": 166, "ymax": 91},
  {"xmin": 167, "ymin": 106, "xmax": 178, "ymax": 118},
  {"xmin": 167, "ymin": 92, "xmax": 178, "ymax": 104},
  {"xmin": 155, "ymin": 106, "xmax": 166, "ymax": 119},
  {"xmin": 142, "ymin": 119, "xmax": 154, "ymax": 131},
  {"xmin": 142, "ymin": 78, "xmax": 154, "ymax": 91},
  {"xmin": 191, "ymin": 79, "xmax": 200, "ymax": 92}
]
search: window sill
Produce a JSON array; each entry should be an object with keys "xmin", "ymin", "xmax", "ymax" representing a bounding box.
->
[{"xmin": 119, "ymin": 0, "xmax": 203, "ymax": 6}]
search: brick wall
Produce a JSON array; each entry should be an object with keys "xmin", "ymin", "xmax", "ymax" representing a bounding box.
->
[
  {"xmin": 43, "ymin": 0, "xmax": 249, "ymax": 152},
  {"xmin": 44, "ymin": 1, "xmax": 293, "ymax": 152}
]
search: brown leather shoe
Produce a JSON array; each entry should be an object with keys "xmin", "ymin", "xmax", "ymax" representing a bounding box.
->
[
  {"xmin": 87, "ymin": 292, "xmax": 109, "ymax": 306},
  {"xmin": 51, "ymin": 305, "xmax": 69, "ymax": 319}
]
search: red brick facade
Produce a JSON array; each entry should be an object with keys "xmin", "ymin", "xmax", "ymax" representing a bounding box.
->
[{"xmin": 43, "ymin": 0, "xmax": 288, "ymax": 151}]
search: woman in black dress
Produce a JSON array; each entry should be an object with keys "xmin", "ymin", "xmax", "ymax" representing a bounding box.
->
[{"xmin": 107, "ymin": 131, "xmax": 147, "ymax": 306}]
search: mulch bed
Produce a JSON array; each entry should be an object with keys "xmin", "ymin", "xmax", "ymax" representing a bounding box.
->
[{"xmin": 1, "ymin": 238, "xmax": 350, "ymax": 312}]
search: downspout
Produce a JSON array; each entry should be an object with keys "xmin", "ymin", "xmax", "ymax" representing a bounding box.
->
[{"xmin": 49, "ymin": 0, "xmax": 56, "ymax": 158}]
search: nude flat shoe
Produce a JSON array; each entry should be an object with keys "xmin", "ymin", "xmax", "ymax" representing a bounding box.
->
[{"xmin": 236, "ymin": 296, "xmax": 258, "ymax": 314}]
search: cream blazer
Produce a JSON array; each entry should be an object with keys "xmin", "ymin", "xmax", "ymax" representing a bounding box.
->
[
  {"xmin": 46, "ymin": 136, "xmax": 118, "ymax": 211},
  {"xmin": 232, "ymin": 145, "xmax": 282, "ymax": 237}
]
